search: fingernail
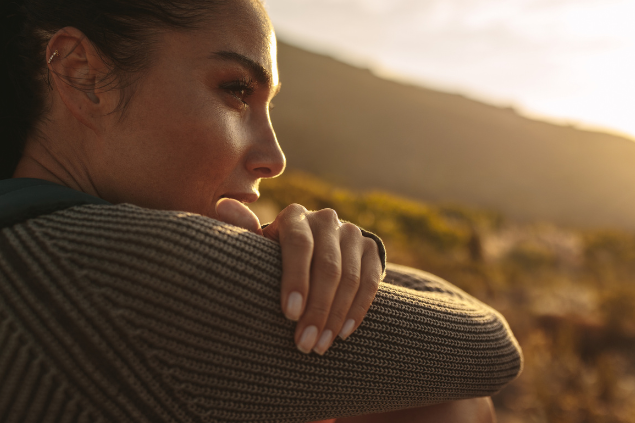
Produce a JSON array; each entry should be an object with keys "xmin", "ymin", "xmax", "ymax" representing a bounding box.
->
[
  {"xmin": 297, "ymin": 326, "xmax": 318, "ymax": 354},
  {"xmin": 286, "ymin": 292, "xmax": 303, "ymax": 321},
  {"xmin": 313, "ymin": 329, "xmax": 333, "ymax": 356},
  {"xmin": 339, "ymin": 319, "xmax": 356, "ymax": 340}
]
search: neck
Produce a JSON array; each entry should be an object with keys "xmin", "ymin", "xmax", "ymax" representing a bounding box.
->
[
  {"xmin": 13, "ymin": 89, "xmax": 104, "ymax": 198},
  {"xmin": 13, "ymin": 136, "xmax": 100, "ymax": 198}
]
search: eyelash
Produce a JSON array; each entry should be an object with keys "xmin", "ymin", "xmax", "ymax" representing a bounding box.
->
[
  {"xmin": 219, "ymin": 77, "xmax": 276, "ymax": 111},
  {"xmin": 221, "ymin": 77, "xmax": 255, "ymax": 105}
]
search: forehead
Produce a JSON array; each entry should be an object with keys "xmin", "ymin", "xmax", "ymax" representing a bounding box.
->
[
  {"xmin": 202, "ymin": 0, "xmax": 275, "ymax": 70},
  {"xmin": 152, "ymin": 0, "xmax": 278, "ymax": 87}
]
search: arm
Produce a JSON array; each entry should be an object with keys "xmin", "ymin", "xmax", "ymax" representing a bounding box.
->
[
  {"xmin": 217, "ymin": 199, "xmax": 386, "ymax": 356},
  {"xmin": 0, "ymin": 204, "xmax": 522, "ymax": 423}
]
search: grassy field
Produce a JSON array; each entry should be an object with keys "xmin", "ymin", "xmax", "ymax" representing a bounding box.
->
[{"xmin": 253, "ymin": 170, "xmax": 635, "ymax": 423}]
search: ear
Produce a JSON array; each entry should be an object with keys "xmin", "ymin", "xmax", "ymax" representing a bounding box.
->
[{"xmin": 46, "ymin": 27, "xmax": 119, "ymax": 133}]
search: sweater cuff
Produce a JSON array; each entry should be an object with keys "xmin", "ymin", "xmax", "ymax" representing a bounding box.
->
[{"xmin": 357, "ymin": 226, "xmax": 387, "ymax": 277}]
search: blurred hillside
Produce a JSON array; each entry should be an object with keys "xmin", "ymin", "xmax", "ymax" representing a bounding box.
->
[
  {"xmin": 272, "ymin": 41, "xmax": 635, "ymax": 231},
  {"xmin": 253, "ymin": 171, "xmax": 635, "ymax": 423}
]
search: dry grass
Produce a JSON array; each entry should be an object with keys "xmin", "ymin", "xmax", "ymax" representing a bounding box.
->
[{"xmin": 254, "ymin": 170, "xmax": 635, "ymax": 423}]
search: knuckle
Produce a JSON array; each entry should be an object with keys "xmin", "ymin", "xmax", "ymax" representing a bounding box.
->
[
  {"xmin": 327, "ymin": 308, "xmax": 348, "ymax": 324},
  {"xmin": 365, "ymin": 275, "xmax": 381, "ymax": 292},
  {"xmin": 363, "ymin": 237, "xmax": 379, "ymax": 254},
  {"xmin": 283, "ymin": 203, "xmax": 308, "ymax": 217},
  {"xmin": 340, "ymin": 222, "xmax": 363, "ymax": 237},
  {"xmin": 354, "ymin": 294, "xmax": 375, "ymax": 315},
  {"xmin": 360, "ymin": 273, "xmax": 381, "ymax": 296},
  {"xmin": 307, "ymin": 302, "xmax": 332, "ymax": 319},
  {"xmin": 314, "ymin": 208, "xmax": 340, "ymax": 225},
  {"xmin": 350, "ymin": 303, "xmax": 370, "ymax": 321},
  {"xmin": 284, "ymin": 230, "xmax": 313, "ymax": 250},
  {"xmin": 320, "ymin": 258, "xmax": 342, "ymax": 280},
  {"xmin": 365, "ymin": 281, "xmax": 380, "ymax": 299},
  {"xmin": 340, "ymin": 269, "xmax": 361, "ymax": 289}
]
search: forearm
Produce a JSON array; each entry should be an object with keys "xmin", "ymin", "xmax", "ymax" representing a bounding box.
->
[{"xmin": 0, "ymin": 204, "xmax": 521, "ymax": 423}]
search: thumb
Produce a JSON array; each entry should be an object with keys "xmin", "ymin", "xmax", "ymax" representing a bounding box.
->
[{"xmin": 215, "ymin": 198, "xmax": 263, "ymax": 235}]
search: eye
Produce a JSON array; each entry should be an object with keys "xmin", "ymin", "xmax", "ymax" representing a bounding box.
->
[{"xmin": 220, "ymin": 78, "xmax": 255, "ymax": 106}]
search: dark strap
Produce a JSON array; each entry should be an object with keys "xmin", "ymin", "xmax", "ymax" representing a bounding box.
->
[{"xmin": 0, "ymin": 178, "xmax": 111, "ymax": 229}]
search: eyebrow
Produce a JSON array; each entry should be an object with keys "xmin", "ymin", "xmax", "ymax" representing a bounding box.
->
[{"xmin": 211, "ymin": 50, "xmax": 279, "ymax": 93}]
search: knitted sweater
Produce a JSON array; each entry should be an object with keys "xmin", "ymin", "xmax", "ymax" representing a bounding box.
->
[{"xmin": 0, "ymin": 203, "xmax": 522, "ymax": 423}]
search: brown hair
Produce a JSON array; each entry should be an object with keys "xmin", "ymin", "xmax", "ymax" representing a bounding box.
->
[{"xmin": 0, "ymin": 0, "xmax": 226, "ymax": 179}]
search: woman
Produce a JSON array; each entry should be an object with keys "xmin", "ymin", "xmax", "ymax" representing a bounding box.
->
[{"xmin": 0, "ymin": 0, "xmax": 522, "ymax": 422}]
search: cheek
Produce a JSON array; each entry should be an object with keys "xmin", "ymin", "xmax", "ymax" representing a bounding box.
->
[
  {"xmin": 104, "ymin": 89, "xmax": 245, "ymax": 205},
  {"xmin": 155, "ymin": 115, "xmax": 245, "ymax": 192},
  {"xmin": 135, "ymin": 83, "xmax": 243, "ymax": 175}
]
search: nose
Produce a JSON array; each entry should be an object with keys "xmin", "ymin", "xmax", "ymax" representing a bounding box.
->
[{"xmin": 246, "ymin": 120, "xmax": 286, "ymax": 179}]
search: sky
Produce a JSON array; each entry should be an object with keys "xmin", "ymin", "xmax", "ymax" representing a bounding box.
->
[{"xmin": 264, "ymin": 0, "xmax": 635, "ymax": 140}]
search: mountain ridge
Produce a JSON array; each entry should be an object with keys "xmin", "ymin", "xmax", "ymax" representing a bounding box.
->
[{"xmin": 271, "ymin": 40, "xmax": 635, "ymax": 230}]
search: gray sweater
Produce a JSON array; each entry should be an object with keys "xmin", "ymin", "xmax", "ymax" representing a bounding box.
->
[{"xmin": 0, "ymin": 204, "xmax": 522, "ymax": 423}]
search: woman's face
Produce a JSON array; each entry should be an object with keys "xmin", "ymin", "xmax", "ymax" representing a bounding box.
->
[{"xmin": 92, "ymin": 0, "xmax": 285, "ymax": 219}]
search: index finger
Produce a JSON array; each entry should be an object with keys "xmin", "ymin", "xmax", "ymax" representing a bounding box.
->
[
  {"xmin": 264, "ymin": 204, "xmax": 314, "ymax": 321},
  {"xmin": 215, "ymin": 198, "xmax": 263, "ymax": 234}
]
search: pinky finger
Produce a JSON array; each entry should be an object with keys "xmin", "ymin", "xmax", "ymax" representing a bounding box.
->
[{"xmin": 338, "ymin": 250, "xmax": 382, "ymax": 340}]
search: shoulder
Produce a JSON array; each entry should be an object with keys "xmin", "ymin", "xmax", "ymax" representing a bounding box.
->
[
  {"xmin": 1, "ymin": 203, "xmax": 283, "ymax": 283},
  {"xmin": 0, "ymin": 204, "xmax": 523, "ymax": 419},
  {"xmin": 7, "ymin": 202, "xmax": 275, "ymax": 245}
]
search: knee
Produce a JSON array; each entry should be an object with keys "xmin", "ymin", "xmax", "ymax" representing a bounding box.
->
[
  {"xmin": 422, "ymin": 397, "xmax": 495, "ymax": 423},
  {"xmin": 334, "ymin": 397, "xmax": 496, "ymax": 423},
  {"xmin": 458, "ymin": 397, "xmax": 496, "ymax": 423}
]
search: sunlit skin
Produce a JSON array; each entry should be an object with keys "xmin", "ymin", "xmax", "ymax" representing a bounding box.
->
[
  {"xmin": 16, "ymin": 0, "xmax": 379, "ymax": 357},
  {"xmin": 16, "ymin": 2, "xmax": 283, "ymax": 217},
  {"xmin": 13, "ymin": 0, "xmax": 493, "ymax": 421}
]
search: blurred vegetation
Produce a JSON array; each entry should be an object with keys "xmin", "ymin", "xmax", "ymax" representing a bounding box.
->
[{"xmin": 256, "ymin": 170, "xmax": 635, "ymax": 423}]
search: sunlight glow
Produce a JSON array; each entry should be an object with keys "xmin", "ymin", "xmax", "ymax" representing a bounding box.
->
[
  {"xmin": 265, "ymin": 0, "xmax": 635, "ymax": 140},
  {"xmin": 270, "ymin": 29, "xmax": 280, "ymax": 87}
]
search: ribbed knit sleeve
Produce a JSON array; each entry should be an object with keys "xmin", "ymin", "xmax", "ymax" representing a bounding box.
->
[{"xmin": 0, "ymin": 204, "xmax": 522, "ymax": 423}]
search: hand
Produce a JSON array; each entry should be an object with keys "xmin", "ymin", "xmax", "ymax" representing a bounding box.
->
[
  {"xmin": 216, "ymin": 199, "xmax": 383, "ymax": 355},
  {"xmin": 215, "ymin": 197, "xmax": 263, "ymax": 235}
]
